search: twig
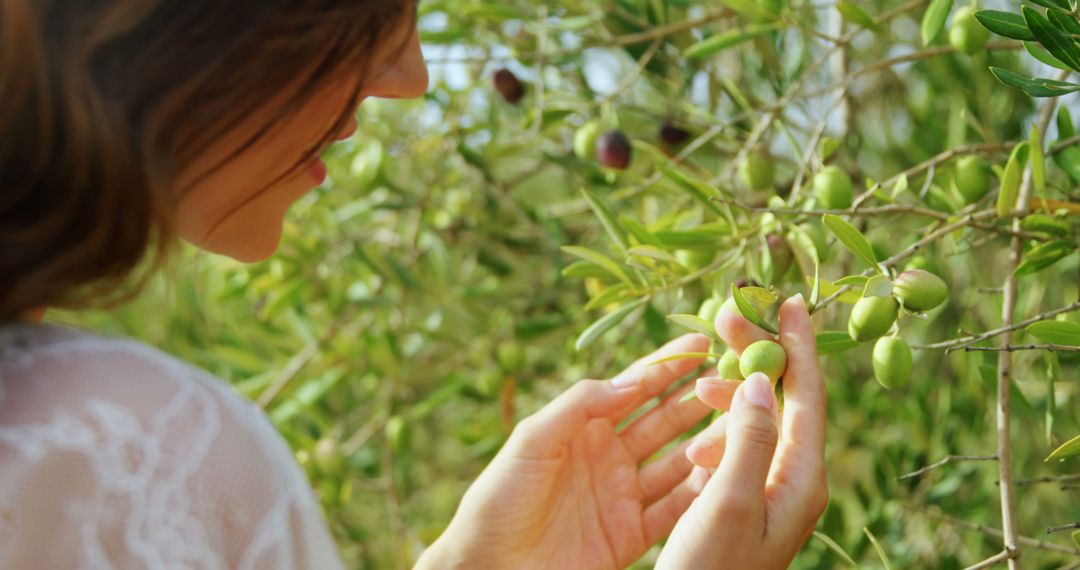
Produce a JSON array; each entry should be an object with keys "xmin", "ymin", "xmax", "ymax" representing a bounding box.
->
[
  {"xmin": 1012, "ymin": 474, "xmax": 1080, "ymax": 486},
  {"xmin": 965, "ymin": 550, "xmax": 1015, "ymax": 570},
  {"xmin": 904, "ymin": 506, "xmax": 1080, "ymax": 556},
  {"xmin": 1047, "ymin": 522, "xmax": 1080, "ymax": 534},
  {"xmin": 914, "ymin": 301, "xmax": 1080, "ymax": 351},
  {"xmin": 897, "ymin": 454, "xmax": 997, "ymax": 481},
  {"xmin": 994, "ymin": 88, "xmax": 1061, "ymax": 569},
  {"xmin": 963, "ymin": 344, "xmax": 1080, "ymax": 353}
]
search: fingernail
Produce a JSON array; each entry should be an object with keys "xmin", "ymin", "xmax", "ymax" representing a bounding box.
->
[
  {"xmin": 739, "ymin": 373, "xmax": 775, "ymax": 412},
  {"xmin": 689, "ymin": 439, "xmax": 715, "ymax": 451},
  {"xmin": 696, "ymin": 376, "xmax": 723, "ymax": 389},
  {"xmin": 611, "ymin": 367, "xmax": 642, "ymax": 390},
  {"xmin": 791, "ymin": 293, "xmax": 806, "ymax": 308}
]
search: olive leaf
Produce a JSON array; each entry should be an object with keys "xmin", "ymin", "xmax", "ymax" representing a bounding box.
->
[
  {"xmin": 582, "ymin": 188, "xmax": 630, "ymax": 252},
  {"xmin": 1023, "ymin": 6, "xmax": 1080, "ymax": 73},
  {"xmin": 561, "ymin": 245, "xmax": 634, "ymax": 286},
  {"xmin": 975, "ymin": 10, "xmax": 1036, "ymax": 41},
  {"xmin": 1031, "ymin": 124, "xmax": 1046, "ymax": 195},
  {"xmin": 1027, "ymin": 320, "xmax": 1080, "ymax": 345},
  {"xmin": 683, "ymin": 24, "xmax": 779, "ymax": 61},
  {"xmin": 812, "ymin": 531, "xmax": 859, "ymax": 568},
  {"xmin": 1044, "ymin": 433, "xmax": 1080, "ymax": 462},
  {"xmin": 1014, "ymin": 239, "xmax": 1075, "ymax": 277},
  {"xmin": 996, "ymin": 142, "xmax": 1028, "ymax": 218},
  {"xmin": 575, "ymin": 299, "xmax": 645, "ymax": 351},
  {"xmin": 816, "ymin": 331, "xmax": 859, "ymax": 355},
  {"xmin": 823, "ymin": 214, "xmax": 881, "ymax": 271},
  {"xmin": 863, "ymin": 527, "xmax": 895, "ymax": 570},
  {"xmin": 731, "ymin": 284, "xmax": 779, "ymax": 335},
  {"xmin": 921, "ymin": 0, "xmax": 953, "ymax": 46},
  {"xmin": 837, "ymin": 1, "xmax": 880, "ymax": 32},
  {"xmin": 990, "ymin": 67, "xmax": 1080, "ymax": 97},
  {"xmin": 650, "ymin": 351, "xmax": 725, "ymax": 367},
  {"xmin": 666, "ymin": 314, "xmax": 721, "ymax": 339}
]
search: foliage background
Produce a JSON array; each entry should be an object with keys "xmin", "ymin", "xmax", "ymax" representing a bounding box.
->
[{"xmin": 53, "ymin": 0, "xmax": 1080, "ymax": 568}]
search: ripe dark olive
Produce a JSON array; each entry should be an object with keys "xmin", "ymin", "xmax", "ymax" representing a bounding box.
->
[
  {"xmin": 597, "ymin": 130, "xmax": 633, "ymax": 170},
  {"xmin": 492, "ymin": 69, "xmax": 525, "ymax": 104},
  {"xmin": 659, "ymin": 123, "xmax": 691, "ymax": 147},
  {"xmin": 734, "ymin": 278, "xmax": 761, "ymax": 289}
]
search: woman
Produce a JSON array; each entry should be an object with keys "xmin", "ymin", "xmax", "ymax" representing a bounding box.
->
[{"xmin": 0, "ymin": 1, "xmax": 827, "ymax": 568}]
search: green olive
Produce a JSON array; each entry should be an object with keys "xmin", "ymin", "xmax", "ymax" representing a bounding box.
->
[
  {"xmin": 313, "ymin": 437, "xmax": 346, "ymax": 476},
  {"xmin": 813, "ymin": 166, "xmax": 854, "ymax": 210},
  {"xmin": 848, "ymin": 296, "xmax": 899, "ymax": 342},
  {"xmin": 739, "ymin": 150, "xmax": 775, "ymax": 191},
  {"xmin": 954, "ymin": 155, "xmax": 991, "ymax": 204},
  {"xmin": 949, "ymin": 6, "xmax": 990, "ymax": 56},
  {"xmin": 717, "ymin": 349, "xmax": 744, "ymax": 381},
  {"xmin": 574, "ymin": 120, "xmax": 604, "ymax": 160},
  {"xmin": 893, "ymin": 269, "xmax": 948, "ymax": 312},
  {"xmin": 739, "ymin": 340, "xmax": 788, "ymax": 384},
  {"xmin": 677, "ymin": 249, "xmax": 716, "ymax": 271},
  {"xmin": 873, "ymin": 336, "xmax": 912, "ymax": 389}
]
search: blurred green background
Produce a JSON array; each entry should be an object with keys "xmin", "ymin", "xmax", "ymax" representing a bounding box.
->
[{"xmin": 53, "ymin": 0, "xmax": 1080, "ymax": 567}]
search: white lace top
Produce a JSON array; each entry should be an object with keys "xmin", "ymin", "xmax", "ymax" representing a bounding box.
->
[{"xmin": 0, "ymin": 323, "xmax": 345, "ymax": 569}]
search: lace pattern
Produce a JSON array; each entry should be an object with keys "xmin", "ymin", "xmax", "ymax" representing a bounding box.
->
[{"xmin": 0, "ymin": 324, "xmax": 344, "ymax": 569}]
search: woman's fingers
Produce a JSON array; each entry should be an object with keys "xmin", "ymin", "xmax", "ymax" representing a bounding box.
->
[
  {"xmin": 620, "ymin": 380, "xmax": 714, "ymax": 461},
  {"xmin": 714, "ymin": 299, "xmax": 773, "ymax": 355},
  {"xmin": 695, "ymin": 377, "xmax": 741, "ymax": 410},
  {"xmin": 776, "ymin": 295, "xmax": 827, "ymax": 474},
  {"xmin": 638, "ymin": 439, "xmax": 695, "ymax": 504},
  {"xmin": 641, "ymin": 466, "xmax": 711, "ymax": 546},
  {"xmin": 700, "ymin": 373, "xmax": 779, "ymax": 530},
  {"xmin": 608, "ymin": 334, "xmax": 713, "ymax": 423},
  {"xmin": 685, "ymin": 412, "xmax": 729, "ymax": 468},
  {"xmin": 504, "ymin": 334, "xmax": 711, "ymax": 460}
]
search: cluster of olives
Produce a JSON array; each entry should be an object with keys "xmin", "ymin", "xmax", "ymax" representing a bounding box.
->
[{"xmin": 848, "ymin": 269, "xmax": 948, "ymax": 389}]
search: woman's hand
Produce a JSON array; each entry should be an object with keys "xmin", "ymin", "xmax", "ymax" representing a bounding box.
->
[
  {"xmin": 656, "ymin": 294, "xmax": 828, "ymax": 569},
  {"xmin": 417, "ymin": 334, "xmax": 737, "ymax": 569}
]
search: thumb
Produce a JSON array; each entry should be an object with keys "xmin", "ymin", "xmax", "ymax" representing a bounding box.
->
[
  {"xmin": 504, "ymin": 379, "xmax": 641, "ymax": 459},
  {"xmin": 703, "ymin": 373, "xmax": 778, "ymax": 525}
]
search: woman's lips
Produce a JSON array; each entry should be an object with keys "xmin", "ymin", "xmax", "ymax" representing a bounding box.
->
[{"xmin": 309, "ymin": 159, "xmax": 327, "ymax": 184}]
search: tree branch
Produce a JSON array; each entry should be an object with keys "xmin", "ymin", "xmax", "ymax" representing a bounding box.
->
[{"xmin": 897, "ymin": 454, "xmax": 997, "ymax": 481}]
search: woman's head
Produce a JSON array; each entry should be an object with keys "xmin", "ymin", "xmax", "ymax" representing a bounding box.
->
[{"xmin": 0, "ymin": 0, "xmax": 428, "ymax": 319}]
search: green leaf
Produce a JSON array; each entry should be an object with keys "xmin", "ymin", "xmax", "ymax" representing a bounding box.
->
[
  {"xmin": 1021, "ymin": 214, "xmax": 1071, "ymax": 236},
  {"xmin": 1031, "ymin": 125, "xmax": 1046, "ymax": 194},
  {"xmin": 1023, "ymin": 6, "xmax": 1080, "ymax": 73},
  {"xmin": 975, "ymin": 10, "xmax": 1036, "ymax": 41},
  {"xmin": 822, "ymin": 214, "xmax": 880, "ymax": 270},
  {"xmin": 719, "ymin": 0, "xmax": 778, "ymax": 20},
  {"xmin": 837, "ymin": 1, "xmax": 880, "ymax": 31},
  {"xmin": 628, "ymin": 245, "xmax": 680, "ymax": 264},
  {"xmin": 997, "ymin": 142, "xmax": 1028, "ymax": 218},
  {"xmin": 582, "ymin": 188, "xmax": 630, "ymax": 252},
  {"xmin": 1054, "ymin": 146, "xmax": 1080, "ymax": 183},
  {"xmin": 650, "ymin": 351, "xmax": 726, "ymax": 366},
  {"xmin": 1027, "ymin": 320, "xmax": 1080, "ymax": 345},
  {"xmin": 817, "ymin": 331, "xmax": 859, "ymax": 355},
  {"xmin": 684, "ymin": 24, "xmax": 779, "ymax": 60},
  {"xmin": 561, "ymin": 246, "xmax": 633, "ymax": 286},
  {"xmin": 575, "ymin": 300, "xmax": 645, "ymax": 351},
  {"xmin": 921, "ymin": 0, "xmax": 953, "ymax": 46},
  {"xmin": 562, "ymin": 260, "xmax": 613, "ymax": 280},
  {"xmin": 863, "ymin": 527, "xmax": 895, "ymax": 570},
  {"xmin": 1014, "ymin": 239, "xmax": 1075, "ymax": 277},
  {"xmin": 1028, "ymin": 0, "xmax": 1072, "ymax": 13},
  {"xmin": 666, "ymin": 314, "xmax": 721, "ymax": 339},
  {"xmin": 1072, "ymin": 529, "xmax": 1080, "ymax": 548},
  {"xmin": 1044, "ymin": 433, "xmax": 1080, "ymax": 461},
  {"xmin": 813, "ymin": 531, "xmax": 859, "ymax": 568},
  {"xmin": 1048, "ymin": 7, "xmax": 1080, "ymax": 35},
  {"xmin": 731, "ymin": 284, "xmax": 779, "ymax": 335},
  {"xmin": 989, "ymin": 67, "xmax": 1080, "ymax": 97},
  {"xmin": 836, "ymin": 275, "xmax": 871, "ymax": 288},
  {"xmin": 584, "ymin": 283, "xmax": 633, "ymax": 311},
  {"xmin": 1058, "ymin": 105, "xmax": 1076, "ymax": 139},
  {"xmin": 1024, "ymin": 41, "xmax": 1073, "ymax": 71}
]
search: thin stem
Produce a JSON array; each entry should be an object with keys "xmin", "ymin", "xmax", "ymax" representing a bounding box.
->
[
  {"xmin": 904, "ymin": 506, "xmax": 1080, "ymax": 556},
  {"xmin": 963, "ymin": 344, "xmax": 1080, "ymax": 353},
  {"xmin": 1046, "ymin": 522, "xmax": 1080, "ymax": 534},
  {"xmin": 897, "ymin": 454, "xmax": 997, "ymax": 481},
  {"xmin": 914, "ymin": 301, "xmax": 1080, "ymax": 351},
  {"xmin": 965, "ymin": 550, "xmax": 1014, "ymax": 570}
]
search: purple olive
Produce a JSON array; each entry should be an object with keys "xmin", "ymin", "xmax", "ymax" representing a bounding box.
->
[
  {"xmin": 492, "ymin": 69, "xmax": 525, "ymax": 104},
  {"xmin": 659, "ymin": 123, "xmax": 691, "ymax": 147},
  {"xmin": 597, "ymin": 130, "xmax": 633, "ymax": 170}
]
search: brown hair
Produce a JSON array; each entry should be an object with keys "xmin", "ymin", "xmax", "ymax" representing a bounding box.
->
[{"xmin": 0, "ymin": 0, "xmax": 416, "ymax": 320}]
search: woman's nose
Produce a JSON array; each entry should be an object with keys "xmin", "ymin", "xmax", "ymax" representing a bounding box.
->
[{"xmin": 366, "ymin": 25, "xmax": 428, "ymax": 100}]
